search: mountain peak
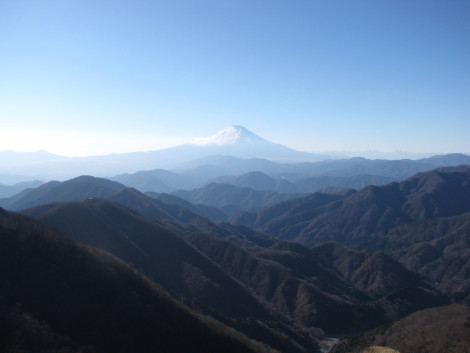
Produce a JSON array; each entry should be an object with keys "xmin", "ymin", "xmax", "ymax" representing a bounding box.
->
[{"xmin": 193, "ymin": 125, "xmax": 268, "ymax": 146}]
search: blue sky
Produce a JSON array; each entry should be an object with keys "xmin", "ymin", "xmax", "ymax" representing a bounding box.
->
[{"xmin": 0, "ymin": 0, "xmax": 469, "ymax": 156}]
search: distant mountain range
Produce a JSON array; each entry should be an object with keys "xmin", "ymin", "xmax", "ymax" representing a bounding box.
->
[
  {"xmin": 0, "ymin": 179, "xmax": 44, "ymax": 198},
  {"xmin": 0, "ymin": 149, "xmax": 65, "ymax": 165},
  {"xmin": 111, "ymin": 153, "xmax": 470, "ymax": 193},
  {"xmin": 1, "ymin": 126, "xmax": 469, "ymax": 191},
  {"xmin": 0, "ymin": 126, "xmax": 330, "ymax": 180}
]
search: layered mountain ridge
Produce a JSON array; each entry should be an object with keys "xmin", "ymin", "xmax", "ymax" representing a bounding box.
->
[{"xmin": 1, "ymin": 152, "xmax": 470, "ymax": 353}]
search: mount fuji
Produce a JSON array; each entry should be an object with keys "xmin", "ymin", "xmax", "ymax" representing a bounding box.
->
[
  {"xmin": 0, "ymin": 126, "xmax": 330, "ymax": 180},
  {"xmin": 194, "ymin": 125, "xmax": 275, "ymax": 147},
  {"xmin": 187, "ymin": 125, "xmax": 328, "ymax": 161}
]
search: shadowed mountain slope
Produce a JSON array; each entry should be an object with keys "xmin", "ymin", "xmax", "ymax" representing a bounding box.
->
[
  {"xmin": 22, "ymin": 199, "xmax": 270, "ymax": 321},
  {"xmin": 233, "ymin": 166, "xmax": 470, "ymax": 303},
  {"xmin": 382, "ymin": 212, "xmax": 470, "ymax": 302},
  {"xmin": 257, "ymin": 241, "xmax": 444, "ymax": 321},
  {"xmin": 0, "ymin": 210, "xmax": 276, "ymax": 353},
  {"xmin": 22, "ymin": 199, "xmax": 317, "ymax": 353},
  {"xmin": 21, "ymin": 193, "xmax": 445, "ymax": 343},
  {"xmin": 147, "ymin": 192, "xmax": 229, "ymax": 221},
  {"xmin": 174, "ymin": 183, "xmax": 304, "ymax": 215},
  {"xmin": 232, "ymin": 191, "xmax": 348, "ymax": 232},
  {"xmin": 111, "ymin": 169, "xmax": 197, "ymax": 193},
  {"xmin": 179, "ymin": 226, "xmax": 380, "ymax": 332},
  {"xmin": 108, "ymin": 187, "xmax": 202, "ymax": 223},
  {"xmin": 212, "ymin": 171, "xmax": 293, "ymax": 191},
  {"xmin": 233, "ymin": 166, "xmax": 470, "ymax": 248},
  {"xmin": 213, "ymin": 172, "xmax": 394, "ymax": 193},
  {"xmin": 280, "ymin": 241, "xmax": 433, "ymax": 299},
  {"xmin": 294, "ymin": 175, "xmax": 395, "ymax": 193},
  {"xmin": 175, "ymin": 223, "xmax": 445, "ymax": 333}
]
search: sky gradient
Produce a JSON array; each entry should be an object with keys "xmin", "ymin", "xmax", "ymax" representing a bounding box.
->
[{"xmin": 1, "ymin": 0, "xmax": 469, "ymax": 156}]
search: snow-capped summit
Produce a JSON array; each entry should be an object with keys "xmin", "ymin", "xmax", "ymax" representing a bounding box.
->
[
  {"xmin": 188, "ymin": 125, "xmax": 330, "ymax": 162},
  {"xmin": 193, "ymin": 125, "xmax": 267, "ymax": 146},
  {"xmin": 184, "ymin": 125, "xmax": 331, "ymax": 163}
]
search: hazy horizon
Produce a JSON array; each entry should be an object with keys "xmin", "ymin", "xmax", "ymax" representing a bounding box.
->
[
  {"xmin": 0, "ymin": 124, "xmax": 449, "ymax": 160},
  {"xmin": 1, "ymin": 1, "xmax": 469, "ymax": 156}
]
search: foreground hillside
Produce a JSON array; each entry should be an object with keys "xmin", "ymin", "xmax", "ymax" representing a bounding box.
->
[
  {"xmin": 22, "ymin": 199, "xmax": 319, "ymax": 353},
  {"xmin": 0, "ymin": 210, "xmax": 275, "ymax": 353},
  {"xmin": 330, "ymin": 305, "xmax": 470, "ymax": 353}
]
